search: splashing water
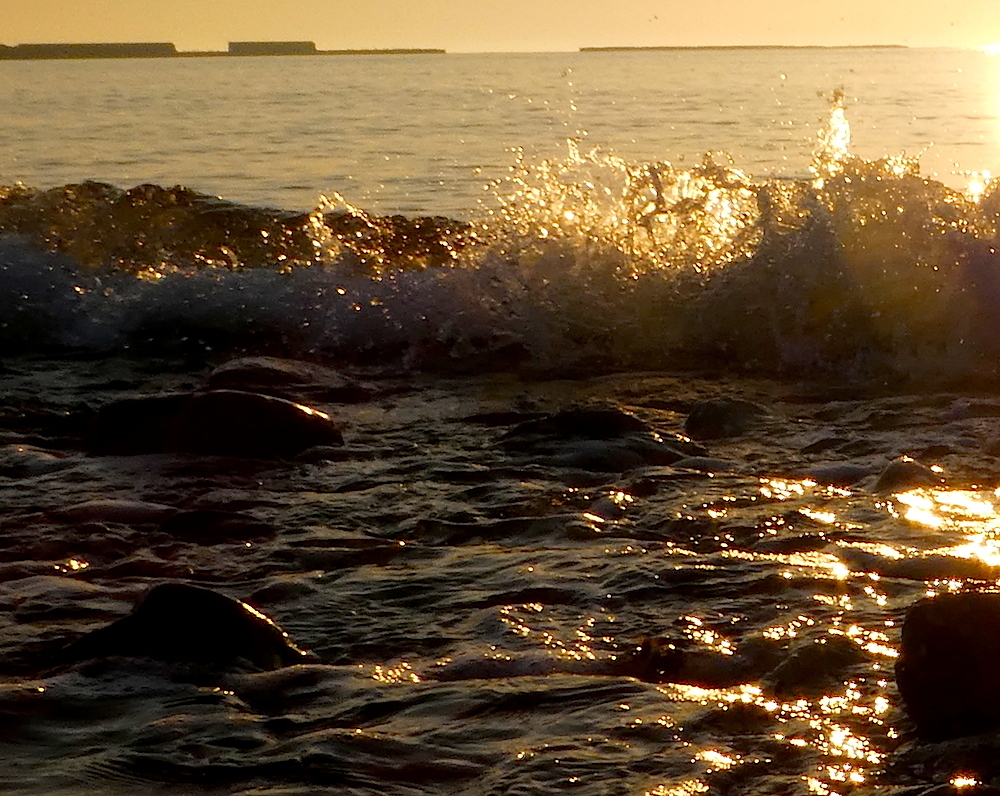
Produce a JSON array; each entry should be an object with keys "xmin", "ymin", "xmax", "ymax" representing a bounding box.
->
[
  {"xmin": 6, "ymin": 96, "xmax": 1000, "ymax": 383},
  {"xmin": 812, "ymin": 88, "xmax": 853, "ymax": 186}
]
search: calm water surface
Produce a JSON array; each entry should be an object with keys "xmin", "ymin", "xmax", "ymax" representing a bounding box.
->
[{"xmin": 2, "ymin": 49, "xmax": 1000, "ymax": 216}]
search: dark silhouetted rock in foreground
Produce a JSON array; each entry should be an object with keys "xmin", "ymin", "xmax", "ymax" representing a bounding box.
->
[
  {"xmin": 158, "ymin": 509, "xmax": 276, "ymax": 544},
  {"xmin": 499, "ymin": 405, "xmax": 703, "ymax": 473},
  {"xmin": 874, "ymin": 455, "xmax": 943, "ymax": 493},
  {"xmin": 86, "ymin": 389, "xmax": 343, "ymax": 457},
  {"xmin": 684, "ymin": 398, "xmax": 764, "ymax": 440},
  {"xmin": 174, "ymin": 390, "xmax": 343, "ymax": 456},
  {"xmin": 897, "ymin": 591, "xmax": 1000, "ymax": 740},
  {"xmin": 63, "ymin": 583, "xmax": 314, "ymax": 670},
  {"xmin": 205, "ymin": 356, "xmax": 375, "ymax": 403},
  {"xmin": 85, "ymin": 393, "xmax": 190, "ymax": 455}
]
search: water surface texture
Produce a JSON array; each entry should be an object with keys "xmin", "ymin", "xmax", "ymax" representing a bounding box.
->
[
  {"xmin": 5, "ymin": 48, "xmax": 1000, "ymax": 796},
  {"xmin": 3, "ymin": 49, "xmax": 1000, "ymax": 215}
]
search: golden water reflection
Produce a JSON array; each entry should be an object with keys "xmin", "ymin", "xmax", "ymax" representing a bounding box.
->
[
  {"xmin": 651, "ymin": 677, "xmax": 889, "ymax": 796},
  {"xmin": 891, "ymin": 487, "xmax": 1000, "ymax": 568}
]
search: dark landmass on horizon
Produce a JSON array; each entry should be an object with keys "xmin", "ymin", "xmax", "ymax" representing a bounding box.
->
[
  {"xmin": 0, "ymin": 41, "xmax": 918, "ymax": 61},
  {"xmin": 580, "ymin": 44, "xmax": 909, "ymax": 51},
  {"xmin": 0, "ymin": 42, "xmax": 446, "ymax": 60}
]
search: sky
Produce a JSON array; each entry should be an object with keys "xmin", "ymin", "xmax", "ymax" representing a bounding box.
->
[{"xmin": 5, "ymin": 0, "xmax": 1000, "ymax": 53}]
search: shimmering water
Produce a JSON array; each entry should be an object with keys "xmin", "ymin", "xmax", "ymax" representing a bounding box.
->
[
  {"xmin": 2, "ymin": 48, "xmax": 1000, "ymax": 216},
  {"xmin": 6, "ymin": 47, "xmax": 1000, "ymax": 796}
]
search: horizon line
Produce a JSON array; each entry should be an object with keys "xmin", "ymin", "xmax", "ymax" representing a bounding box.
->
[{"xmin": 3, "ymin": 41, "xmax": 994, "ymax": 59}]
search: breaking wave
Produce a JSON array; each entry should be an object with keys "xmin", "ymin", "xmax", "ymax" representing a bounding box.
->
[{"xmin": 4, "ymin": 98, "xmax": 1000, "ymax": 385}]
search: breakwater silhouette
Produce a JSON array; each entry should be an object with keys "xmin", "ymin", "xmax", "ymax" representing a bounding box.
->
[{"xmin": 0, "ymin": 41, "xmax": 445, "ymax": 59}]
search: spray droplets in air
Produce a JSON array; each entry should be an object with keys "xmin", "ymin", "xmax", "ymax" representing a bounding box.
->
[{"xmin": 811, "ymin": 88, "xmax": 852, "ymax": 186}]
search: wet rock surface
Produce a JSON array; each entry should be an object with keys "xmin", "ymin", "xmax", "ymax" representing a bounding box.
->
[
  {"xmin": 683, "ymin": 398, "xmax": 765, "ymax": 440},
  {"xmin": 897, "ymin": 591, "xmax": 1000, "ymax": 741},
  {"xmin": 86, "ymin": 388, "xmax": 343, "ymax": 457},
  {"xmin": 62, "ymin": 582, "xmax": 315, "ymax": 671},
  {"xmin": 8, "ymin": 359, "xmax": 1000, "ymax": 793},
  {"xmin": 499, "ymin": 405, "xmax": 704, "ymax": 473},
  {"xmin": 205, "ymin": 356, "xmax": 376, "ymax": 403}
]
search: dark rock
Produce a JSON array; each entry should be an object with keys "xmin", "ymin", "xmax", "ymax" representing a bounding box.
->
[
  {"xmin": 544, "ymin": 438, "xmax": 676, "ymax": 472},
  {"xmin": 837, "ymin": 439, "xmax": 880, "ymax": 456},
  {"xmin": 62, "ymin": 583, "xmax": 315, "ymax": 671},
  {"xmin": 501, "ymin": 406, "xmax": 653, "ymax": 444},
  {"xmin": 874, "ymin": 456, "xmax": 943, "ymax": 493},
  {"xmin": 158, "ymin": 510, "xmax": 275, "ymax": 544},
  {"xmin": 684, "ymin": 399, "xmax": 764, "ymax": 440},
  {"xmin": 897, "ymin": 591, "xmax": 1000, "ymax": 740},
  {"xmin": 85, "ymin": 393, "xmax": 191, "ymax": 455},
  {"xmin": 801, "ymin": 436, "xmax": 848, "ymax": 454},
  {"xmin": 0, "ymin": 443, "xmax": 73, "ymax": 477},
  {"xmin": 172, "ymin": 390, "xmax": 343, "ymax": 457},
  {"xmin": 984, "ymin": 437, "xmax": 1000, "ymax": 458},
  {"xmin": 206, "ymin": 356, "xmax": 374, "ymax": 403},
  {"xmin": 294, "ymin": 444, "xmax": 355, "ymax": 463},
  {"xmin": 764, "ymin": 635, "xmax": 867, "ymax": 697},
  {"xmin": 806, "ymin": 462, "xmax": 873, "ymax": 486},
  {"xmin": 885, "ymin": 733, "xmax": 1000, "ymax": 793},
  {"xmin": 499, "ymin": 405, "xmax": 702, "ymax": 473},
  {"xmin": 51, "ymin": 498, "xmax": 178, "ymax": 524},
  {"xmin": 612, "ymin": 635, "xmax": 778, "ymax": 688},
  {"xmin": 86, "ymin": 389, "xmax": 343, "ymax": 458},
  {"xmin": 670, "ymin": 456, "xmax": 737, "ymax": 473}
]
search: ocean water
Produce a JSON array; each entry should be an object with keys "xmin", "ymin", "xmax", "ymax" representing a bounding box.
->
[
  {"xmin": 5, "ymin": 47, "xmax": 1000, "ymax": 795},
  {"xmin": 3, "ymin": 48, "xmax": 1000, "ymax": 216}
]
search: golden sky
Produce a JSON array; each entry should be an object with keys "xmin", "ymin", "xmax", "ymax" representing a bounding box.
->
[{"xmin": 4, "ymin": 0, "xmax": 1000, "ymax": 52}]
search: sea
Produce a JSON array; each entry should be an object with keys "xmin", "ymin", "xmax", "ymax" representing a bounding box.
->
[{"xmin": 4, "ymin": 47, "xmax": 1000, "ymax": 795}]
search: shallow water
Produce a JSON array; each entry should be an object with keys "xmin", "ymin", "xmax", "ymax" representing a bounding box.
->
[
  {"xmin": 5, "ymin": 356, "xmax": 1000, "ymax": 794},
  {"xmin": 6, "ymin": 46, "xmax": 1000, "ymax": 796},
  {"xmin": 3, "ymin": 48, "xmax": 1000, "ymax": 216}
]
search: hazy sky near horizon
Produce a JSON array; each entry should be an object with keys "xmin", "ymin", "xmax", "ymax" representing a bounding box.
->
[{"xmin": 5, "ymin": 0, "xmax": 1000, "ymax": 53}]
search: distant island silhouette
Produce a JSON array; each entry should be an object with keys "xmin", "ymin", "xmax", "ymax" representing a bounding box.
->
[
  {"xmin": 0, "ymin": 42, "xmax": 446, "ymax": 60},
  {"xmin": 0, "ymin": 41, "xmax": 910, "ymax": 60},
  {"xmin": 579, "ymin": 44, "xmax": 908, "ymax": 51}
]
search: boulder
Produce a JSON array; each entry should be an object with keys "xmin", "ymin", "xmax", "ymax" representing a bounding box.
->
[
  {"xmin": 86, "ymin": 389, "xmax": 343, "ymax": 458},
  {"xmin": 172, "ymin": 390, "xmax": 343, "ymax": 457},
  {"xmin": 875, "ymin": 456, "xmax": 943, "ymax": 493},
  {"xmin": 158, "ymin": 509, "xmax": 275, "ymax": 544},
  {"xmin": 85, "ymin": 393, "xmax": 190, "ymax": 455},
  {"xmin": 51, "ymin": 498, "xmax": 178, "ymax": 524},
  {"xmin": 806, "ymin": 462, "xmax": 873, "ymax": 487},
  {"xmin": 684, "ymin": 398, "xmax": 764, "ymax": 440},
  {"xmin": 205, "ymin": 356, "xmax": 374, "ymax": 403},
  {"xmin": 897, "ymin": 591, "xmax": 1000, "ymax": 740},
  {"xmin": 62, "ymin": 582, "xmax": 315, "ymax": 670},
  {"xmin": 500, "ymin": 405, "xmax": 702, "ymax": 473}
]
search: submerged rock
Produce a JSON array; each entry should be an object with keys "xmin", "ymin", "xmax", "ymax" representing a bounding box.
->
[
  {"xmin": 806, "ymin": 462, "xmax": 873, "ymax": 487},
  {"xmin": 500, "ymin": 405, "xmax": 702, "ymax": 473},
  {"xmin": 684, "ymin": 398, "xmax": 764, "ymax": 440},
  {"xmin": 158, "ymin": 510, "xmax": 275, "ymax": 544},
  {"xmin": 172, "ymin": 390, "xmax": 343, "ymax": 457},
  {"xmin": 670, "ymin": 455, "xmax": 737, "ymax": 473},
  {"xmin": 62, "ymin": 582, "xmax": 315, "ymax": 671},
  {"xmin": 84, "ymin": 393, "xmax": 189, "ymax": 455},
  {"xmin": 0, "ymin": 443, "xmax": 73, "ymax": 477},
  {"xmin": 896, "ymin": 591, "xmax": 1000, "ymax": 740},
  {"xmin": 86, "ymin": 389, "xmax": 343, "ymax": 458},
  {"xmin": 51, "ymin": 498, "xmax": 178, "ymax": 524},
  {"xmin": 874, "ymin": 455, "xmax": 943, "ymax": 493},
  {"xmin": 501, "ymin": 406, "xmax": 653, "ymax": 443},
  {"xmin": 764, "ymin": 635, "xmax": 867, "ymax": 697},
  {"xmin": 205, "ymin": 356, "xmax": 374, "ymax": 403}
]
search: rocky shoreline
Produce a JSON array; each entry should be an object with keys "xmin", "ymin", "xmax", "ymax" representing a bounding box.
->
[{"xmin": 5, "ymin": 354, "xmax": 1000, "ymax": 792}]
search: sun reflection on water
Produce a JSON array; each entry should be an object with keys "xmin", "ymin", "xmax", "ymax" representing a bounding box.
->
[
  {"xmin": 890, "ymin": 486, "xmax": 1000, "ymax": 568},
  {"xmin": 649, "ymin": 674, "xmax": 891, "ymax": 795},
  {"xmin": 645, "ymin": 780, "xmax": 709, "ymax": 796}
]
